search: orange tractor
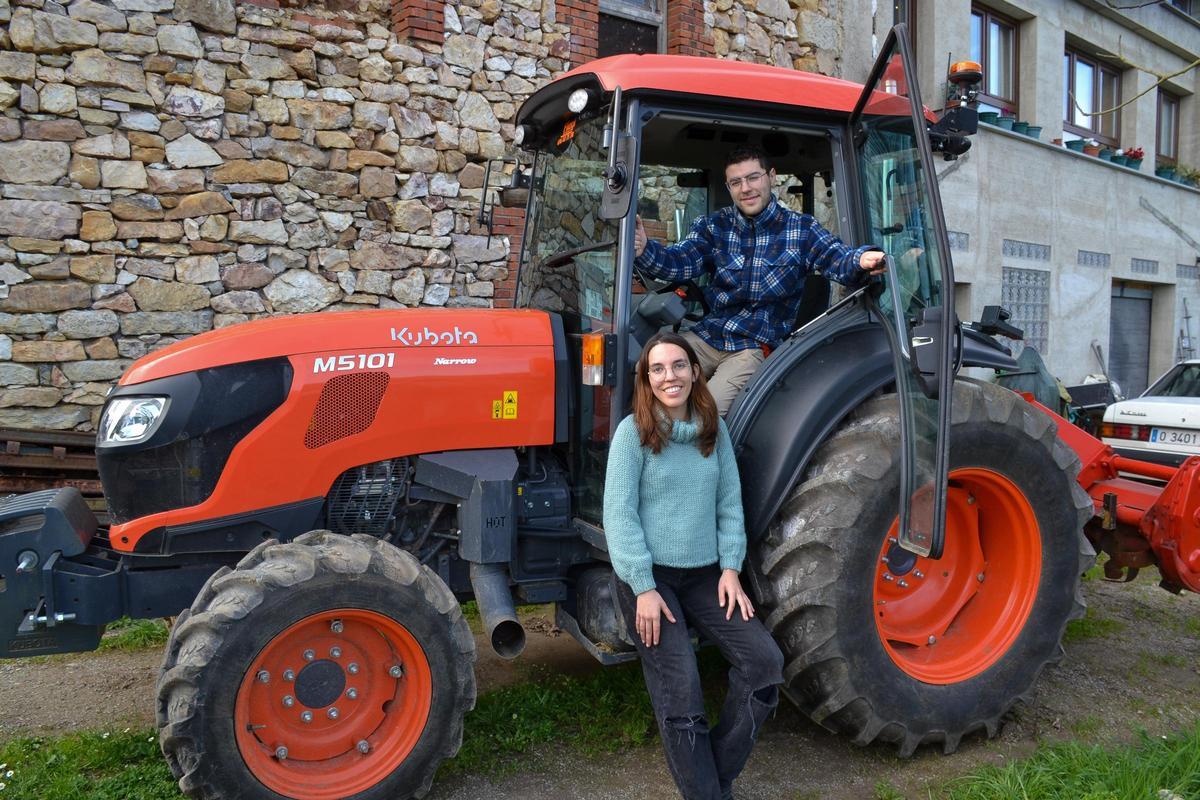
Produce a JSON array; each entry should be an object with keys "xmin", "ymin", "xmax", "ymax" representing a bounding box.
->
[{"xmin": 2, "ymin": 26, "xmax": 1197, "ymax": 800}]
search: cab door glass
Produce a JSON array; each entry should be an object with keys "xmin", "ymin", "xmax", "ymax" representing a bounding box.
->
[{"xmin": 851, "ymin": 25, "xmax": 957, "ymax": 557}]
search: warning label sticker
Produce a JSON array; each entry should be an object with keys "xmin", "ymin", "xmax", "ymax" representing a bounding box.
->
[{"xmin": 502, "ymin": 391, "xmax": 518, "ymax": 420}]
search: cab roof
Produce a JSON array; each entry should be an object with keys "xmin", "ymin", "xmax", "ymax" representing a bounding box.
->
[
  {"xmin": 561, "ymin": 54, "xmax": 868, "ymax": 111},
  {"xmin": 517, "ymin": 54, "xmax": 913, "ymax": 147}
]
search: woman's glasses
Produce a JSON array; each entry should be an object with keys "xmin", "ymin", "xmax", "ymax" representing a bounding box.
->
[{"xmin": 648, "ymin": 360, "xmax": 692, "ymax": 379}]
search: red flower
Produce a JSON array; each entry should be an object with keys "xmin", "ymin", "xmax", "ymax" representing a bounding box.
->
[{"xmin": 1123, "ymin": 146, "xmax": 1144, "ymax": 160}]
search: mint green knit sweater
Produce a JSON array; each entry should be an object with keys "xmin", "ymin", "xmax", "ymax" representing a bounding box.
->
[{"xmin": 602, "ymin": 414, "xmax": 746, "ymax": 595}]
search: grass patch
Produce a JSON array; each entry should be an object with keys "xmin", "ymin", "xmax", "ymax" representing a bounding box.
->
[
  {"xmin": 1070, "ymin": 715, "xmax": 1103, "ymax": 739},
  {"xmin": 874, "ymin": 780, "xmax": 908, "ymax": 799},
  {"xmin": 943, "ymin": 723, "xmax": 1200, "ymax": 800},
  {"xmin": 97, "ymin": 617, "xmax": 171, "ymax": 652},
  {"xmin": 0, "ymin": 729, "xmax": 179, "ymax": 800},
  {"xmin": 441, "ymin": 646, "xmax": 728, "ymax": 777},
  {"xmin": 1063, "ymin": 608, "xmax": 1125, "ymax": 644}
]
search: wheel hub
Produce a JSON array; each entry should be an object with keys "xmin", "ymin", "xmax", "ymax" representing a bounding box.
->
[
  {"xmin": 884, "ymin": 541, "xmax": 918, "ymax": 576},
  {"xmin": 294, "ymin": 659, "xmax": 346, "ymax": 709}
]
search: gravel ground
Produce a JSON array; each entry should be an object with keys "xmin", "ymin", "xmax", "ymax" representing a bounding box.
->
[{"xmin": 1, "ymin": 572, "xmax": 1197, "ymax": 800}]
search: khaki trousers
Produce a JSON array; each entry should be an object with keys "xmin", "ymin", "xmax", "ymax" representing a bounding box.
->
[{"xmin": 681, "ymin": 331, "xmax": 764, "ymax": 416}]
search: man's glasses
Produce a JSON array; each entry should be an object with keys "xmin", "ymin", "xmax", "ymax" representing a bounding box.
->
[
  {"xmin": 648, "ymin": 360, "xmax": 692, "ymax": 379},
  {"xmin": 726, "ymin": 171, "xmax": 767, "ymax": 191}
]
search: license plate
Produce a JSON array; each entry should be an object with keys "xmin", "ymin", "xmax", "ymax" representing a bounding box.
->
[{"xmin": 1150, "ymin": 427, "xmax": 1200, "ymax": 446}]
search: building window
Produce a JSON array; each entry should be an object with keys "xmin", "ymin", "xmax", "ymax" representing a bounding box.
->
[
  {"xmin": 1002, "ymin": 267, "xmax": 1050, "ymax": 356},
  {"xmin": 1158, "ymin": 91, "xmax": 1180, "ymax": 166},
  {"xmin": 969, "ymin": 7, "xmax": 1017, "ymax": 116},
  {"xmin": 598, "ymin": 0, "xmax": 663, "ymax": 58},
  {"xmin": 1064, "ymin": 48, "xmax": 1121, "ymax": 146}
]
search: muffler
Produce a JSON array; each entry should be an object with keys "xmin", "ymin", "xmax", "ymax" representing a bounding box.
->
[{"xmin": 469, "ymin": 562, "xmax": 526, "ymax": 659}]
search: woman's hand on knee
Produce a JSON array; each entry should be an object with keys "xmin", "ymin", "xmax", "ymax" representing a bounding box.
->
[
  {"xmin": 718, "ymin": 568, "xmax": 755, "ymax": 621},
  {"xmin": 635, "ymin": 589, "xmax": 676, "ymax": 647}
]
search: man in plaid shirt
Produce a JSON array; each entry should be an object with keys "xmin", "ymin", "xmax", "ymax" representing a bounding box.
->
[{"xmin": 635, "ymin": 146, "xmax": 886, "ymax": 415}]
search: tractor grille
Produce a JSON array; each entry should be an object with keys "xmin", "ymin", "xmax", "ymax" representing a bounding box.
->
[
  {"xmin": 304, "ymin": 371, "xmax": 390, "ymax": 449},
  {"xmin": 325, "ymin": 458, "xmax": 410, "ymax": 538}
]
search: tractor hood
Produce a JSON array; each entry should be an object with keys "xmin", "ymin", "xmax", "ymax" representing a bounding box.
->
[{"xmin": 120, "ymin": 308, "xmax": 554, "ymax": 385}]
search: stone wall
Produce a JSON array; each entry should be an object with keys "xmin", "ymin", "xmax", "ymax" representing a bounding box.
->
[{"xmin": 0, "ymin": 0, "xmax": 844, "ymax": 431}]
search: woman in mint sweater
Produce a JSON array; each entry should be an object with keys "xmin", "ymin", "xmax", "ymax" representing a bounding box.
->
[{"xmin": 604, "ymin": 331, "xmax": 784, "ymax": 800}]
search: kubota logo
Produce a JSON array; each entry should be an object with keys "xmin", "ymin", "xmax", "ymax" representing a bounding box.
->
[{"xmin": 391, "ymin": 326, "xmax": 479, "ymax": 346}]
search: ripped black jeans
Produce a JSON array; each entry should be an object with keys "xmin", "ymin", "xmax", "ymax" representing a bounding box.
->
[{"xmin": 615, "ymin": 564, "xmax": 785, "ymax": 800}]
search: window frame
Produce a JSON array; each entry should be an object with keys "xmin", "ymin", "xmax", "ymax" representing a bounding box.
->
[
  {"xmin": 598, "ymin": 0, "xmax": 665, "ymax": 56},
  {"xmin": 1063, "ymin": 47, "xmax": 1122, "ymax": 147},
  {"xmin": 969, "ymin": 6, "xmax": 1019, "ymax": 116},
  {"xmin": 1157, "ymin": 90, "xmax": 1180, "ymax": 166}
]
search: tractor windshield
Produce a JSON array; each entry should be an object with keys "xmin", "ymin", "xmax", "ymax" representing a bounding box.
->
[{"xmin": 516, "ymin": 114, "xmax": 620, "ymax": 326}]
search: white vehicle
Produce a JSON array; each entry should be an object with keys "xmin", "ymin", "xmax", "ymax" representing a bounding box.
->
[{"xmin": 1101, "ymin": 360, "xmax": 1200, "ymax": 466}]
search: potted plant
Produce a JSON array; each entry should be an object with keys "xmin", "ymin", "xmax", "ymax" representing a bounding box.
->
[
  {"xmin": 1065, "ymin": 137, "xmax": 1087, "ymax": 152},
  {"xmin": 996, "ymin": 108, "xmax": 1016, "ymax": 130},
  {"xmin": 1025, "ymin": 124, "xmax": 1043, "ymax": 140},
  {"xmin": 1012, "ymin": 120, "xmax": 1030, "ymax": 135},
  {"xmin": 1082, "ymin": 138, "xmax": 1102, "ymax": 157},
  {"xmin": 1111, "ymin": 150, "xmax": 1128, "ymax": 166},
  {"xmin": 1123, "ymin": 146, "xmax": 1144, "ymax": 169},
  {"xmin": 1156, "ymin": 163, "xmax": 1177, "ymax": 180},
  {"xmin": 979, "ymin": 110, "xmax": 1000, "ymax": 125},
  {"xmin": 1177, "ymin": 163, "xmax": 1200, "ymax": 188},
  {"xmin": 1098, "ymin": 147, "xmax": 1113, "ymax": 161}
]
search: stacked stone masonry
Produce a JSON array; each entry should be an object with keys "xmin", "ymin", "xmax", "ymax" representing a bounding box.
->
[{"xmin": 0, "ymin": 0, "xmax": 842, "ymax": 430}]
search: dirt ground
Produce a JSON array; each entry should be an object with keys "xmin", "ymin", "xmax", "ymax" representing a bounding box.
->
[{"xmin": 2, "ymin": 573, "xmax": 1197, "ymax": 800}]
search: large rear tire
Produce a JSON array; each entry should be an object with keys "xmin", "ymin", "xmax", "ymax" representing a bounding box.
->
[
  {"xmin": 156, "ymin": 531, "xmax": 476, "ymax": 800},
  {"xmin": 754, "ymin": 379, "xmax": 1095, "ymax": 755}
]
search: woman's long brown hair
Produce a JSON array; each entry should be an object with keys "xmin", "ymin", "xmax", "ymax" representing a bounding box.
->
[{"xmin": 633, "ymin": 331, "xmax": 719, "ymax": 456}]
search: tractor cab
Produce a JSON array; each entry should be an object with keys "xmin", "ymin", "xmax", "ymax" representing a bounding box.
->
[{"xmin": 509, "ymin": 26, "xmax": 971, "ymax": 556}]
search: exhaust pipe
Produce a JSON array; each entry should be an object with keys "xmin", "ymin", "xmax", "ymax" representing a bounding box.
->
[{"xmin": 469, "ymin": 562, "xmax": 526, "ymax": 659}]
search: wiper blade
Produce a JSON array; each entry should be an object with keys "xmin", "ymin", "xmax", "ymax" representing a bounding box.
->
[{"xmin": 541, "ymin": 239, "xmax": 616, "ymax": 270}]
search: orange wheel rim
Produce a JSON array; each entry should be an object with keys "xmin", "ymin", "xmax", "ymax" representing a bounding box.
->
[
  {"xmin": 873, "ymin": 469, "xmax": 1042, "ymax": 684},
  {"xmin": 234, "ymin": 608, "xmax": 432, "ymax": 800}
]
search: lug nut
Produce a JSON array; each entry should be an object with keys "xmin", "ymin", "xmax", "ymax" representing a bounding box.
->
[
  {"xmin": 888, "ymin": 536, "xmax": 898, "ymax": 544},
  {"xmin": 389, "ymin": 665, "xmax": 403, "ymax": 678},
  {"xmin": 977, "ymin": 572, "xmax": 986, "ymax": 582},
  {"xmin": 347, "ymin": 662, "xmax": 360, "ymax": 675},
  {"xmin": 897, "ymin": 579, "xmax": 909, "ymax": 588},
  {"xmin": 346, "ymin": 688, "xmax": 358, "ymax": 700},
  {"xmin": 331, "ymin": 619, "xmax": 344, "ymax": 634},
  {"xmin": 928, "ymin": 635, "xmax": 937, "ymax": 645},
  {"xmin": 328, "ymin": 707, "xmax": 340, "ymax": 720},
  {"xmin": 275, "ymin": 746, "xmax": 288, "ymax": 760},
  {"xmin": 913, "ymin": 570, "xmax": 924, "ymax": 579},
  {"xmin": 330, "ymin": 647, "xmax": 342, "ymax": 659},
  {"xmin": 967, "ymin": 494, "xmax": 976, "ymax": 505},
  {"xmin": 881, "ymin": 556, "xmax": 890, "ymax": 564},
  {"xmin": 282, "ymin": 695, "xmax": 295, "ymax": 708},
  {"xmin": 303, "ymin": 649, "xmax": 315, "ymax": 661},
  {"xmin": 301, "ymin": 711, "xmax": 313, "ymax": 723},
  {"xmin": 283, "ymin": 669, "xmax": 295, "ymax": 682},
  {"xmin": 882, "ymin": 573, "xmax": 894, "ymax": 582},
  {"xmin": 357, "ymin": 739, "xmax": 370, "ymax": 754},
  {"xmin": 257, "ymin": 670, "xmax": 270, "ymax": 684}
]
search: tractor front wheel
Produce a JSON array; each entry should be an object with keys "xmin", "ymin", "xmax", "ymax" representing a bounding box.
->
[
  {"xmin": 755, "ymin": 379, "xmax": 1095, "ymax": 755},
  {"xmin": 156, "ymin": 531, "xmax": 476, "ymax": 800}
]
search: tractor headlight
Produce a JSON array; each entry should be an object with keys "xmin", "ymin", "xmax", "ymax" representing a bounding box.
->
[{"xmin": 98, "ymin": 397, "xmax": 168, "ymax": 445}]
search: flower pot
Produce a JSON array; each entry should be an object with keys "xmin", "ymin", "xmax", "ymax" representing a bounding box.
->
[
  {"xmin": 996, "ymin": 117, "xmax": 1015, "ymax": 130},
  {"xmin": 1012, "ymin": 121, "xmax": 1030, "ymax": 135},
  {"xmin": 1156, "ymin": 166, "xmax": 1176, "ymax": 180},
  {"xmin": 978, "ymin": 111, "xmax": 999, "ymax": 125},
  {"xmin": 1083, "ymin": 145, "xmax": 1102, "ymax": 156},
  {"xmin": 1065, "ymin": 139, "xmax": 1086, "ymax": 152},
  {"xmin": 1099, "ymin": 148, "xmax": 1113, "ymax": 161},
  {"xmin": 1111, "ymin": 154, "xmax": 1128, "ymax": 166},
  {"xmin": 1025, "ymin": 125, "xmax": 1042, "ymax": 140},
  {"xmin": 1126, "ymin": 157, "xmax": 1143, "ymax": 170}
]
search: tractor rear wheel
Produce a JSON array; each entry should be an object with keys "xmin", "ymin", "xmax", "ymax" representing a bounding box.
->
[
  {"xmin": 754, "ymin": 379, "xmax": 1095, "ymax": 755},
  {"xmin": 156, "ymin": 531, "xmax": 476, "ymax": 800}
]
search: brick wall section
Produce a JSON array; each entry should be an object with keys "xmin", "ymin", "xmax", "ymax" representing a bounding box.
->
[
  {"xmin": 560, "ymin": 0, "xmax": 599, "ymax": 67},
  {"xmin": 492, "ymin": 207, "xmax": 526, "ymax": 307},
  {"xmin": 667, "ymin": 0, "xmax": 713, "ymax": 57},
  {"xmin": 391, "ymin": 0, "xmax": 443, "ymax": 44}
]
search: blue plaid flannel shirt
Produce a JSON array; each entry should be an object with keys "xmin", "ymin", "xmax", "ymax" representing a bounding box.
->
[{"xmin": 636, "ymin": 195, "xmax": 876, "ymax": 351}]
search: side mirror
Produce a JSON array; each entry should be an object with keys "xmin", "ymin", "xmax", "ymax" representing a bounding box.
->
[{"xmin": 599, "ymin": 133, "xmax": 636, "ymax": 220}]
